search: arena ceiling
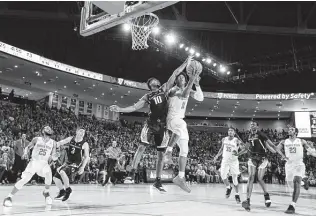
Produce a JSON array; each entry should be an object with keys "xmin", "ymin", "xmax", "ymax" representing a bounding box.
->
[
  {"xmin": 0, "ymin": 2, "xmax": 316, "ymax": 93},
  {"xmin": 2, "ymin": 51, "xmax": 316, "ymax": 119}
]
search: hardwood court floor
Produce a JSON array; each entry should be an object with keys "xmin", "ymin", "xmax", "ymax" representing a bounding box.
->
[{"xmin": 0, "ymin": 183, "xmax": 315, "ymax": 216}]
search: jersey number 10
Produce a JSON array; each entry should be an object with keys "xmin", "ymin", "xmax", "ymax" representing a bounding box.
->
[{"xmin": 153, "ymin": 96, "xmax": 162, "ymax": 105}]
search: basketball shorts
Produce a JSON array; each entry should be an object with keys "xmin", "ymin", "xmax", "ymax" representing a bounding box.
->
[
  {"xmin": 140, "ymin": 120, "xmax": 169, "ymax": 151},
  {"xmin": 220, "ymin": 160, "xmax": 240, "ymax": 179},
  {"xmin": 167, "ymin": 117, "xmax": 189, "ymax": 140},
  {"xmin": 54, "ymin": 162, "xmax": 80, "ymax": 179},
  {"xmin": 285, "ymin": 161, "xmax": 306, "ymax": 181},
  {"xmin": 248, "ymin": 156, "xmax": 268, "ymax": 169},
  {"xmin": 22, "ymin": 160, "xmax": 51, "ymax": 178}
]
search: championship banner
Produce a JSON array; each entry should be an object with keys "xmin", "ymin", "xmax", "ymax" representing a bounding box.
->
[{"xmin": 145, "ymin": 169, "xmax": 175, "ymax": 183}]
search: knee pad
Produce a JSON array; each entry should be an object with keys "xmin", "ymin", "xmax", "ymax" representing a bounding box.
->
[
  {"xmin": 15, "ymin": 172, "xmax": 33, "ymax": 190},
  {"xmin": 178, "ymin": 139, "xmax": 188, "ymax": 157},
  {"xmin": 232, "ymin": 174, "xmax": 238, "ymax": 186}
]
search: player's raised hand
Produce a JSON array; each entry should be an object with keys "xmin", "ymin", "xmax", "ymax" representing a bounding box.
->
[
  {"xmin": 110, "ymin": 105, "xmax": 120, "ymax": 112},
  {"xmin": 186, "ymin": 54, "xmax": 194, "ymax": 65}
]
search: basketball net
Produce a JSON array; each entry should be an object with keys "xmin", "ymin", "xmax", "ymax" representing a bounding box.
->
[{"xmin": 128, "ymin": 13, "xmax": 159, "ymax": 50}]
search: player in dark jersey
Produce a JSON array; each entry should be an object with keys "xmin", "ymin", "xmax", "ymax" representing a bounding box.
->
[
  {"xmin": 234, "ymin": 121, "xmax": 286, "ymax": 211},
  {"xmin": 53, "ymin": 128, "xmax": 90, "ymax": 201},
  {"xmin": 110, "ymin": 56, "xmax": 192, "ymax": 192}
]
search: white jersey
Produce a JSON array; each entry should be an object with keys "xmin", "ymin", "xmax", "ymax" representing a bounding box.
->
[
  {"xmin": 284, "ymin": 138, "xmax": 304, "ymax": 163},
  {"xmin": 31, "ymin": 137, "xmax": 55, "ymax": 161},
  {"xmin": 167, "ymin": 87, "xmax": 188, "ymax": 120},
  {"xmin": 222, "ymin": 137, "xmax": 239, "ymax": 162}
]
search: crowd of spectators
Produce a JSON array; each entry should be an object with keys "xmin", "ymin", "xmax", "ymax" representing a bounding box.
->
[{"xmin": 1, "ymin": 98, "xmax": 316, "ymax": 187}]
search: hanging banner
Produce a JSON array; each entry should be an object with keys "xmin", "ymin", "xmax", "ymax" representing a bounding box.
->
[
  {"xmin": 96, "ymin": 104, "xmax": 102, "ymax": 118},
  {"xmin": 103, "ymin": 106, "xmax": 110, "ymax": 120}
]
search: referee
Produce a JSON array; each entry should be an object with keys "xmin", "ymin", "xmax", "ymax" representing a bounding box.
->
[{"xmin": 102, "ymin": 140, "xmax": 122, "ymax": 186}]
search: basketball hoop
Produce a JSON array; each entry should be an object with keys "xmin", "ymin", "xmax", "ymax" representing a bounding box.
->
[{"xmin": 128, "ymin": 13, "xmax": 159, "ymax": 50}]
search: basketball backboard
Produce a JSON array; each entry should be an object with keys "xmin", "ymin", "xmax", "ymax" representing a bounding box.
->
[{"xmin": 80, "ymin": 1, "xmax": 178, "ymax": 37}]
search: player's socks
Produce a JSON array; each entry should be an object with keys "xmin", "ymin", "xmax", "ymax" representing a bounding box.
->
[
  {"xmin": 179, "ymin": 171, "xmax": 185, "ymax": 178},
  {"xmin": 8, "ymin": 193, "xmax": 14, "ymax": 198},
  {"xmin": 62, "ymin": 187, "xmax": 72, "ymax": 202}
]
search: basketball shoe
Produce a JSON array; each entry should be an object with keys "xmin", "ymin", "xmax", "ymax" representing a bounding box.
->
[{"xmin": 173, "ymin": 175, "xmax": 191, "ymax": 193}]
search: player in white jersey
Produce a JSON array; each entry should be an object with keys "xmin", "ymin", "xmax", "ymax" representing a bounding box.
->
[
  {"xmin": 164, "ymin": 67, "xmax": 204, "ymax": 193},
  {"xmin": 276, "ymin": 127, "xmax": 316, "ymax": 214},
  {"xmin": 213, "ymin": 128, "xmax": 243, "ymax": 203},
  {"xmin": 3, "ymin": 126, "xmax": 57, "ymax": 207}
]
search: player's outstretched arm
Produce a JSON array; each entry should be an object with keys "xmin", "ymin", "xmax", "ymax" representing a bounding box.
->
[
  {"xmin": 50, "ymin": 141, "xmax": 59, "ymax": 161},
  {"xmin": 190, "ymin": 76, "xmax": 204, "ymax": 101},
  {"xmin": 303, "ymin": 139, "xmax": 316, "ymax": 157},
  {"xmin": 234, "ymin": 142, "xmax": 249, "ymax": 157},
  {"xmin": 164, "ymin": 55, "xmax": 193, "ymax": 92},
  {"xmin": 213, "ymin": 138, "xmax": 224, "ymax": 162},
  {"xmin": 78, "ymin": 142, "xmax": 90, "ymax": 175},
  {"xmin": 22, "ymin": 137, "xmax": 38, "ymax": 159},
  {"xmin": 110, "ymin": 97, "xmax": 146, "ymax": 113},
  {"xmin": 57, "ymin": 136, "xmax": 73, "ymax": 147},
  {"xmin": 182, "ymin": 69, "xmax": 201, "ymax": 98}
]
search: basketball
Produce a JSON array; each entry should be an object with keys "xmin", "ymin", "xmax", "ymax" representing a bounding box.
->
[{"xmin": 186, "ymin": 60, "xmax": 203, "ymax": 77}]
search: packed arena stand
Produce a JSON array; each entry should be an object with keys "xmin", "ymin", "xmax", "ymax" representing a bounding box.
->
[{"xmin": 0, "ymin": 97, "xmax": 316, "ymax": 186}]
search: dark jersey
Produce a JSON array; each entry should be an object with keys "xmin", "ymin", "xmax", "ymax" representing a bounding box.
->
[
  {"xmin": 248, "ymin": 131, "xmax": 269, "ymax": 156},
  {"xmin": 144, "ymin": 87, "xmax": 168, "ymax": 123},
  {"xmin": 67, "ymin": 138, "xmax": 86, "ymax": 165}
]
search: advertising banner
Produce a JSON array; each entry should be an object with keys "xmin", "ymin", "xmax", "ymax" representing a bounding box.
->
[
  {"xmin": 145, "ymin": 169, "xmax": 175, "ymax": 183},
  {"xmin": 204, "ymin": 92, "xmax": 316, "ymax": 101},
  {"xmin": 295, "ymin": 112, "xmax": 312, "ymax": 138}
]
